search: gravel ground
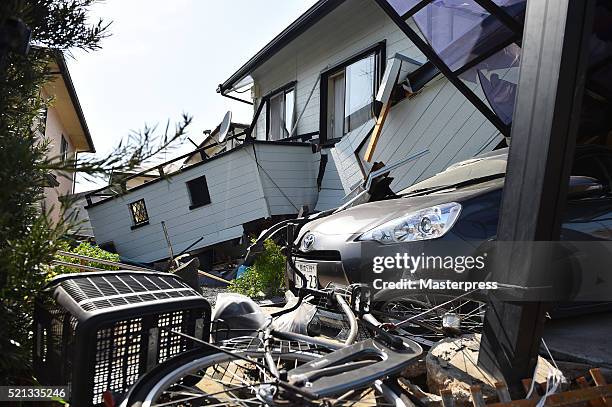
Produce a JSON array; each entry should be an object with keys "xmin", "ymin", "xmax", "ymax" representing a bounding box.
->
[
  {"xmin": 200, "ymin": 286, "xmax": 287, "ymax": 311},
  {"xmin": 200, "ymin": 286, "xmax": 228, "ymax": 307}
]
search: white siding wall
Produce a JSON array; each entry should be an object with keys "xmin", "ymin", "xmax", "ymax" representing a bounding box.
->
[
  {"xmin": 248, "ymin": 0, "xmax": 502, "ymax": 196},
  {"xmin": 253, "ymin": 143, "xmax": 319, "ymax": 214},
  {"xmin": 43, "ymin": 105, "xmax": 77, "ymax": 224},
  {"xmin": 251, "ymin": 0, "xmax": 424, "ymax": 140},
  {"xmin": 315, "ymin": 150, "xmax": 346, "ymax": 211},
  {"xmin": 88, "ymin": 147, "xmax": 266, "ymax": 263},
  {"xmin": 330, "ymin": 119, "xmax": 375, "ymax": 193},
  {"xmin": 87, "ymin": 144, "xmax": 319, "ymax": 263},
  {"xmin": 361, "ymin": 77, "xmax": 502, "ymax": 192}
]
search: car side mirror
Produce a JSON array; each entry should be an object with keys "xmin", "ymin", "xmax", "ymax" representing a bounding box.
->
[{"xmin": 568, "ymin": 176, "xmax": 605, "ymax": 199}]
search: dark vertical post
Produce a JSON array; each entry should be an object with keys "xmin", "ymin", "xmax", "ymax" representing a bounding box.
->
[
  {"xmin": 0, "ymin": 17, "xmax": 31, "ymax": 75},
  {"xmin": 478, "ymin": 0, "xmax": 595, "ymax": 391}
]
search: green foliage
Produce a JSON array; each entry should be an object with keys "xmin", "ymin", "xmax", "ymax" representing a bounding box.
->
[
  {"xmin": 0, "ymin": 0, "xmax": 191, "ymax": 384},
  {"xmin": 228, "ymin": 267, "xmax": 266, "ymax": 298},
  {"xmin": 52, "ymin": 242, "xmax": 120, "ymax": 277},
  {"xmin": 229, "ymin": 239, "xmax": 286, "ymax": 298},
  {"xmin": 1, "ymin": 1, "xmax": 107, "ymax": 381}
]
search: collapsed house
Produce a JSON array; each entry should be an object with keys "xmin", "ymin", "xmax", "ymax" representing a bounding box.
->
[{"xmin": 84, "ymin": 0, "xmax": 523, "ymax": 267}]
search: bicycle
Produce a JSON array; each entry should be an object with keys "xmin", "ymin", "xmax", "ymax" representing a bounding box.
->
[{"xmin": 120, "ymin": 282, "xmax": 424, "ymax": 407}]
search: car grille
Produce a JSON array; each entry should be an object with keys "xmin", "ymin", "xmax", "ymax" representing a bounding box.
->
[{"xmin": 294, "ymin": 250, "xmax": 341, "ymax": 261}]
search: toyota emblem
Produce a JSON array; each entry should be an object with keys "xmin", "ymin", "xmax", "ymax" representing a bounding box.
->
[{"xmin": 301, "ymin": 233, "xmax": 316, "ymax": 251}]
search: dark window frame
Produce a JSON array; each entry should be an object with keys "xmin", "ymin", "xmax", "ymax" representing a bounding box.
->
[
  {"xmin": 319, "ymin": 41, "xmax": 386, "ymax": 145},
  {"xmin": 186, "ymin": 175, "xmax": 212, "ymax": 210},
  {"xmin": 265, "ymin": 81, "xmax": 297, "ymax": 141},
  {"xmin": 60, "ymin": 134, "xmax": 69, "ymax": 163},
  {"xmin": 129, "ymin": 198, "xmax": 149, "ymax": 229},
  {"xmin": 40, "ymin": 107, "xmax": 48, "ymax": 135}
]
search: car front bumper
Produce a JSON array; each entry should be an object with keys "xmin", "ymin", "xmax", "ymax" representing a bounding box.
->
[{"xmin": 287, "ymin": 235, "xmax": 484, "ymax": 296}]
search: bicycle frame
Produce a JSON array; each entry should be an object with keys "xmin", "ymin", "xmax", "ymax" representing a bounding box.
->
[{"xmin": 122, "ymin": 254, "xmax": 427, "ymax": 407}]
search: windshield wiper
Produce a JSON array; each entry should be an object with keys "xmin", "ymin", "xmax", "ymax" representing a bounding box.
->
[{"xmin": 401, "ymin": 173, "xmax": 506, "ymax": 197}]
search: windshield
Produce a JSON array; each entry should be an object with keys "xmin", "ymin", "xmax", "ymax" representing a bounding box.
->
[{"xmin": 397, "ymin": 150, "xmax": 508, "ymax": 195}]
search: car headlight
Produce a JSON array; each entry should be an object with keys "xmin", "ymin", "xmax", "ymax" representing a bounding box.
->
[{"xmin": 358, "ymin": 202, "xmax": 461, "ymax": 243}]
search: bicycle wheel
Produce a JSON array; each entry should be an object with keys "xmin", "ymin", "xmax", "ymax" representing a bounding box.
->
[
  {"xmin": 374, "ymin": 293, "xmax": 486, "ymax": 343},
  {"xmin": 123, "ymin": 336, "xmax": 400, "ymax": 406}
]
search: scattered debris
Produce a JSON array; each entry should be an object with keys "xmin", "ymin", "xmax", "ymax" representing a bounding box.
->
[
  {"xmin": 201, "ymin": 287, "xmax": 228, "ymax": 307},
  {"xmin": 426, "ymin": 334, "xmax": 556, "ymax": 405},
  {"xmin": 464, "ymin": 368, "xmax": 612, "ymax": 406}
]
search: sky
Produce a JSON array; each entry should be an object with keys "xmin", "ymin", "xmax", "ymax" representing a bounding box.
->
[{"xmin": 69, "ymin": 0, "xmax": 318, "ymax": 191}]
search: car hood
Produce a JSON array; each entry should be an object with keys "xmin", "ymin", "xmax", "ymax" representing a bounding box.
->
[{"xmin": 299, "ymin": 179, "xmax": 503, "ymax": 238}]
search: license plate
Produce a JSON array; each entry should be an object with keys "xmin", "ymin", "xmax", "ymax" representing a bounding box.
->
[{"xmin": 294, "ymin": 261, "xmax": 318, "ymax": 289}]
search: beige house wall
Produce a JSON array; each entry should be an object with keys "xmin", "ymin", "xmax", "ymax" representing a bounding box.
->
[
  {"xmin": 36, "ymin": 50, "xmax": 95, "ymax": 228},
  {"xmin": 42, "ymin": 102, "xmax": 78, "ymax": 224}
]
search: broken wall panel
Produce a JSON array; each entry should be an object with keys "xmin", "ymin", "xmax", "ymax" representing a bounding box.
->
[
  {"xmin": 252, "ymin": 143, "xmax": 319, "ymax": 215},
  {"xmin": 314, "ymin": 151, "xmax": 346, "ymax": 211},
  {"xmin": 359, "ymin": 75, "xmax": 502, "ymax": 192},
  {"xmin": 331, "ymin": 118, "xmax": 376, "ymax": 193}
]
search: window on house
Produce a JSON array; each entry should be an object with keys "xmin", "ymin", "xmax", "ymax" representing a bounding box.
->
[
  {"xmin": 60, "ymin": 135, "xmax": 69, "ymax": 163},
  {"xmin": 129, "ymin": 199, "xmax": 149, "ymax": 228},
  {"xmin": 267, "ymin": 86, "xmax": 295, "ymax": 141},
  {"xmin": 325, "ymin": 50, "xmax": 381, "ymax": 140},
  {"xmin": 186, "ymin": 175, "xmax": 211, "ymax": 209}
]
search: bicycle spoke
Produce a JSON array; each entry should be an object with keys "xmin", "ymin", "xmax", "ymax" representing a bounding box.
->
[
  {"xmin": 375, "ymin": 296, "xmax": 486, "ymax": 344},
  {"xmin": 131, "ymin": 313, "xmax": 417, "ymax": 406},
  {"xmin": 324, "ymin": 387, "xmax": 392, "ymax": 406}
]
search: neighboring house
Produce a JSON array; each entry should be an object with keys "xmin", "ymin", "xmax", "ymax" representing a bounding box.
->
[
  {"xmin": 108, "ymin": 170, "xmax": 159, "ymax": 191},
  {"xmin": 64, "ymin": 191, "xmax": 95, "ymax": 239},
  {"xmin": 41, "ymin": 49, "xmax": 95, "ymax": 224},
  {"xmin": 104, "ymin": 122, "xmax": 249, "ymax": 191},
  {"xmin": 183, "ymin": 122, "xmax": 249, "ymax": 166},
  {"xmin": 85, "ymin": 0, "xmax": 523, "ymax": 265}
]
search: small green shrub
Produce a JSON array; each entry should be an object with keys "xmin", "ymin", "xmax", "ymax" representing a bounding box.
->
[
  {"xmin": 52, "ymin": 242, "xmax": 120, "ymax": 278},
  {"xmin": 229, "ymin": 239, "xmax": 286, "ymax": 298}
]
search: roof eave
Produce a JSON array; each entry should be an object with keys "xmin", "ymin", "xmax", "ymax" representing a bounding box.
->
[{"xmin": 52, "ymin": 49, "xmax": 96, "ymax": 153}]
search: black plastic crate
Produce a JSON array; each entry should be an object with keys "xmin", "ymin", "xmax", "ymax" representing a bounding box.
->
[{"xmin": 33, "ymin": 270, "xmax": 211, "ymax": 406}]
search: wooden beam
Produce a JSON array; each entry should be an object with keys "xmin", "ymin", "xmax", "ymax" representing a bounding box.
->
[
  {"xmin": 197, "ymin": 270, "xmax": 230, "ymax": 285},
  {"xmin": 364, "ymin": 102, "xmax": 391, "ymax": 162},
  {"xmin": 577, "ymin": 375, "xmax": 606, "ymax": 407},
  {"xmin": 496, "ymin": 382, "xmax": 512, "ymax": 403},
  {"xmin": 486, "ymin": 384, "xmax": 612, "ymax": 407},
  {"xmin": 590, "ymin": 369, "xmax": 609, "ymax": 406},
  {"xmin": 51, "ymin": 260, "xmax": 107, "ymax": 273},
  {"xmin": 441, "ymin": 389, "xmax": 455, "ymax": 407},
  {"xmin": 470, "ymin": 385, "xmax": 486, "ymax": 407},
  {"xmin": 56, "ymin": 250, "xmax": 151, "ymax": 271}
]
